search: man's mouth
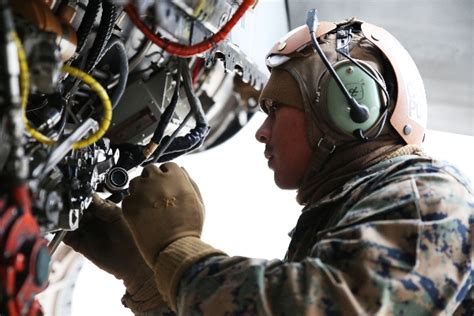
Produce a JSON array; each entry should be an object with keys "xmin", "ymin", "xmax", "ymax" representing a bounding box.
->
[{"xmin": 265, "ymin": 152, "xmax": 274, "ymax": 169}]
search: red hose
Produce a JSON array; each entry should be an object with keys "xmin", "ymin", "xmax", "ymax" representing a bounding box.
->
[{"xmin": 124, "ymin": 0, "xmax": 255, "ymax": 57}]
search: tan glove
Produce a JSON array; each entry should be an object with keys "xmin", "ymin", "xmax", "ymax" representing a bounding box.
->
[
  {"xmin": 122, "ymin": 163, "xmax": 226, "ymax": 310},
  {"xmin": 63, "ymin": 194, "xmax": 169, "ymax": 313}
]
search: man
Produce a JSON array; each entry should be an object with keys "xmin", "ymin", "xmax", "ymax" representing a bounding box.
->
[{"xmin": 65, "ymin": 15, "xmax": 473, "ymax": 315}]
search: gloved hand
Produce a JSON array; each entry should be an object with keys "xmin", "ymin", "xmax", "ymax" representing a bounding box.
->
[
  {"xmin": 122, "ymin": 163, "xmax": 226, "ymax": 310},
  {"xmin": 122, "ymin": 163, "xmax": 204, "ymax": 266},
  {"xmin": 63, "ymin": 194, "xmax": 169, "ymax": 313}
]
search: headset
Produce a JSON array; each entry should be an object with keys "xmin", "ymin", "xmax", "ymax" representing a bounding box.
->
[{"xmin": 306, "ymin": 9, "xmax": 390, "ymax": 140}]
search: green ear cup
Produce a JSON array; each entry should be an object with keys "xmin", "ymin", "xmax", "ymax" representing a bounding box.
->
[{"xmin": 326, "ymin": 60, "xmax": 382, "ymax": 133}]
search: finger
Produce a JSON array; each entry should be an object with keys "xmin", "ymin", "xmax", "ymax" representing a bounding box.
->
[
  {"xmin": 181, "ymin": 167, "xmax": 204, "ymax": 204},
  {"xmin": 128, "ymin": 177, "xmax": 141, "ymax": 195},
  {"xmin": 140, "ymin": 164, "xmax": 162, "ymax": 178},
  {"xmin": 89, "ymin": 197, "xmax": 122, "ymax": 223},
  {"xmin": 62, "ymin": 229, "xmax": 82, "ymax": 251},
  {"xmin": 160, "ymin": 162, "xmax": 180, "ymax": 174}
]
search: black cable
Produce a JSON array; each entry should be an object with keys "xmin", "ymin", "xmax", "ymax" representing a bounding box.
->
[
  {"xmin": 109, "ymin": 70, "xmax": 182, "ymax": 173},
  {"xmin": 157, "ymin": 122, "xmax": 208, "ymax": 157},
  {"xmin": 151, "ymin": 59, "xmax": 209, "ymax": 161},
  {"xmin": 84, "ymin": 0, "xmax": 117, "ymax": 73},
  {"xmin": 151, "ymin": 71, "xmax": 181, "ymax": 144},
  {"xmin": 155, "ymin": 125, "xmax": 207, "ymax": 162},
  {"xmin": 76, "ymin": 0, "xmax": 101, "ymax": 54},
  {"xmin": 143, "ymin": 59, "xmax": 210, "ymax": 164},
  {"xmin": 99, "ymin": 35, "xmax": 128, "ymax": 108},
  {"xmin": 180, "ymin": 58, "xmax": 208, "ymax": 126},
  {"xmin": 149, "ymin": 111, "xmax": 194, "ymax": 164}
]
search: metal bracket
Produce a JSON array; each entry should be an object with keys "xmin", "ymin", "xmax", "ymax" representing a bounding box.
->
[
  {"xmin": 32, "ymin": 118, "xmax": 99, "ymax": 178},
  {"xmin": 204, "ymin": 39, "xmax": 268, "ymax": 91}
]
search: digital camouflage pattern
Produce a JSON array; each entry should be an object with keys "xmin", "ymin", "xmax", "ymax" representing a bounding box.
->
[{"xmin": 166, "ymin": 155, "xmax": 473, "ymax": 315}]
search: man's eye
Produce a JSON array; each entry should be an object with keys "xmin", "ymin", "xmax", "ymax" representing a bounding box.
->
[
  {"xmin": 268, "ymin": 104, "xmax": 278, "ymax": 116},
  {"xmin": 259, "ymin": 100, "xmax": 278, "ymax": 116}
]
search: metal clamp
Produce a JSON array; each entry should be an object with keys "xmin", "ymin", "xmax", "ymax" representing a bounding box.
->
[{"xmin": 317, "ymin": 137, "xmax": 336, "ymax": 154}]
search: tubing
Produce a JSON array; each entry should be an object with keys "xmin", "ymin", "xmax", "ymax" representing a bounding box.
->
[
  {"xmin": 149, "ymin": 59, "xmax": 209, "ymax": 163},
  {"xmin": 151, "ymin": 73, "xmax": 181, "ymax": 144},
  {"xmin": 16, "ymin": 32, "xmax": 112, "ymax": 150},
  {"xmin": 76, "ymin": 0, "xmax": 101, "ymax": 54},
  {"xmin": 100, "ymin": 35, "xmax": 128, "ymax": 108},
  {"xmin": 61, "ymin": 65, "xmax": 112, "ymax": 149},
  {"xmin": 150, "ymin": 110, "xmax": 194, "ymax": 164},
  {"xmin": 123, "ymin": 0, "xmax": 255, "ymax": 57},
  {"xmin": 84, "ymin": 0, "xmax": 117, "ymax": 73}
]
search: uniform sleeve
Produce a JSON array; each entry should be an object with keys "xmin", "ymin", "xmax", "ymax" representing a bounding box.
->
[
  {"xmin": 134, "ymin": 307, "xmax": 176, "ymax": 316},
  {"xmin": 175, "ymin": 171, "xmax": 473, "ymax": 315}
]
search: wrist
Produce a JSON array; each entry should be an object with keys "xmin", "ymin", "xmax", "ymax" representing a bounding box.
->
[
  {"xmin": 121, "ymin": 278, "xmax": 167, "ymax": 313},
  {"xmin": 153, "ymin": 236, "xmax": 227, "ymax": 311}
]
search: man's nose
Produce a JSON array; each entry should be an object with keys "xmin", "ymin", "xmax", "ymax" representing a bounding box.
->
[{"xmin": 255, "ymin": 117, "xmax": 271, "ymax": 143}]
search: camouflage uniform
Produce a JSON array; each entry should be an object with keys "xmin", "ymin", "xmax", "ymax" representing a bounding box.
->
[{"xmin": 161, "ymin": 155, "xmax": 473, "ymax": 315}]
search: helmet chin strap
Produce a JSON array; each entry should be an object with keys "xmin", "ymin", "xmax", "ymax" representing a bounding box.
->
[{"xmin": 310, "ymin": 135, "xmax": 337, "ymax": 173}]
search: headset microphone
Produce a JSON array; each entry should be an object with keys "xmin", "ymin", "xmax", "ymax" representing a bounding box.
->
[{"xmin": 306, "ymin": 9, "xmax": 370, "ymax": 124}]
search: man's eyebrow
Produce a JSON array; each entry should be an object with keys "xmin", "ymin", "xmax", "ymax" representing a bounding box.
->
[{"xmin": 259, "ymin": 100, "xmax": 272, "ymax": 113}]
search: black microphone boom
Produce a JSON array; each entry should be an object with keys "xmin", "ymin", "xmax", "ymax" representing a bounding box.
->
[{"xmin": 306, "ymin": 9, "xmax": 370, "ymax": 123}]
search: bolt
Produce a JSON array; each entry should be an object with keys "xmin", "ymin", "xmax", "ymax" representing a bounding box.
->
[{"xmin": 403, "ymin": 124, "xmax": 412, "ymax": 135}]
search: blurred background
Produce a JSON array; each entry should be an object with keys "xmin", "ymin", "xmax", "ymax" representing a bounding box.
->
[{"xmin": 36, "ymin": 0, "xmax": 473, "ymax": 315}]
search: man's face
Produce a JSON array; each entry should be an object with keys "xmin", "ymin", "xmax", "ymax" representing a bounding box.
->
[{"xmin": 255, "ymin": 102, "xmax": 313, "ymax": 189}]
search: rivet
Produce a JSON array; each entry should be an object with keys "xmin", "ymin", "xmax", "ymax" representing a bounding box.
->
[
  {"xmin": 277, "ymin": 41, "xmax": 287, "ymax": 51},
  {"xmin": 346, "ymin": 66, "xmax": 354, "ymax": 74},
  {"xmin": 403, "ymin": 124, "xmax": 412, "ymax": 135}
]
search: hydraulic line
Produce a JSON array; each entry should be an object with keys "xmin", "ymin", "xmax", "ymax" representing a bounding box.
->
[
  {"xmin": 180, "ymin": 59, "xmax": 207, "ymax": 125},
  {"xmin": 18, "ymin": 35, "xmax": 112, "ymax": 150},
  {"xmin": 150, "ymin": 110, "xmax": 194, "ymax": 164},
  {"xmin": 148, "ymin": 59, "xmax": 209, "ymax": 163},
  {"xmin": 83, "ymin": 0, "xmax": 117, "ymax": 73},
  {"xmin": 99, "ymin": 35, "xmax": 129, "ymax": 108},
  {"xmin": 108, "ymin": 60, "xmax": 207, "ymax": 199},
  {"xmin": 143, "ymin": 70, "xmax": 181, "ymax": 158},
  {"xmin": 76, "ymin": 0, "xmax": 101, "ymax": 54},
  {"xmin": 123, "ymin": 0, "xmax": 255, "ymax": 57}
]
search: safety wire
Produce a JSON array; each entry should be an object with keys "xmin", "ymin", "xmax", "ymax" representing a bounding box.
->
[
  {"xmin": 123, "ymin": 0, "xmax": 255, "ymax": 57},
  {"xmin": 14, "ymin": 32, "xmax": 112, "ymax": 149}
]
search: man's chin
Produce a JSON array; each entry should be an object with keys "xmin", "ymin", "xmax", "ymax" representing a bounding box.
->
[{"xmin": 273, "ymin": 174, "xmax": 298, "ymax": 190}]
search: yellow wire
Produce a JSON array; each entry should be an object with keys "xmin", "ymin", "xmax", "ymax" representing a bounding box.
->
[
  {"xmin": 61, "ymin": 65, "xmax": 113, "ymax": 149},
  {"xmin": 13, "ymin": 32, "xmax": 52, "ymax": 145},
  {"xmin": 14, "ymin": 33, "xmax": 112, "ymax": 149}
]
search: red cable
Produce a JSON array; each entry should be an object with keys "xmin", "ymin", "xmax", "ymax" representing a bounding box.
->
[{"xmin": 124, "ymin": 0, "xmax": 255, "ymax": 57}]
